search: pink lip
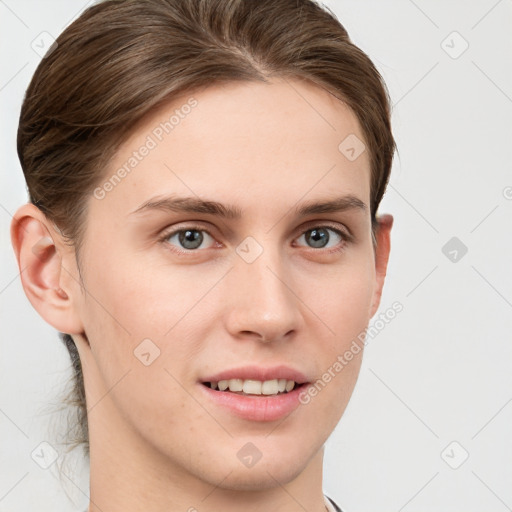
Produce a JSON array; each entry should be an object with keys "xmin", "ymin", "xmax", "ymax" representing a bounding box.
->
[
  {"xmin": 201, "ymin": 365, "xmax": 309, "ymax": 384},
  {"xmin": 198, "ymin": 365, "xmax": 310, "ymax": 422},
  {"xmin": 198, "ymin": 382, "xmax": 308, "ymax": 422}
]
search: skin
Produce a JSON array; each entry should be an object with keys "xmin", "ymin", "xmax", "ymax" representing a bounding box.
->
[{"xmin": 11, "ymin": 78, "xmax": 393, "ymax": 512}]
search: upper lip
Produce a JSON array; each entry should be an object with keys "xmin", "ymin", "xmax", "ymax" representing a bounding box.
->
[{"xmin": 201, "ymin": 365, "xmax": 310, "ymax": 384}]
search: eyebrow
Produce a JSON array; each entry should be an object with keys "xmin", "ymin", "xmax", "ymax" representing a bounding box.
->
[{"xmin": 129, "ymin": 194, "xmax": 367, "ymax": 219}]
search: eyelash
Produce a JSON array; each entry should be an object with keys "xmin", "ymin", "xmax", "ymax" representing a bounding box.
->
[{"xmin": 157, "ymin": 223, "xmax": 353, "ymax": 256}]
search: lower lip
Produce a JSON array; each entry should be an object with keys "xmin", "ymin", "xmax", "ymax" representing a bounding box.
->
[{"xmin": 198, "ymin": 383, "xmax": 308, "ymax": 422}]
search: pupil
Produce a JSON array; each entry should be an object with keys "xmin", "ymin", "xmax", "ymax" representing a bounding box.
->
[
  {"xmin": 179, "ymin": 230, "xmax": 203, "ymax": 249},
  {"xmin": 307, "ymin": 228, "xmax": 328, "ymax": 248}
]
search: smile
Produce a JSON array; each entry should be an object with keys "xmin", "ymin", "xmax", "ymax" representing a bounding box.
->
[
  {"xmin": 204, "ymin": 378, "xmax": 298, "ymax": 395},
  {"xmin": 199, "ymin": 365, "xmax": 311, "ymax": 422}
]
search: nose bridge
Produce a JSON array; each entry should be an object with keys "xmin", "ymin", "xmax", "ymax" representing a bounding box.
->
[{"xmin": 225, "ymin": 238, "xmax": 302, "ymax": 341}]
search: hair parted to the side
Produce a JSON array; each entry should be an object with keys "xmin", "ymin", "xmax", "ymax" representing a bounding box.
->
[{"xmin": 17, "ymin": 0, "xmax": 395, "ymax": 461}]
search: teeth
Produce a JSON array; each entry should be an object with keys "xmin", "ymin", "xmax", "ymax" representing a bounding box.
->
[
  {"xmin": 243, "ymin": 379, "xmax": 262, "ymax": 394},
  {"xmin": 261, "ymin": 379, "xmax": 278, "ymax": 395},
  {"xmin": 218, "ymin": 380, "xmax": 229, "ymax": 391},
  {"xmin": 207, "ymin": 378, "xmax": 297, "ymax": 395},
  {"xmin": 228, "ymin": 378, "xmax": 243, "ymax": 392}
]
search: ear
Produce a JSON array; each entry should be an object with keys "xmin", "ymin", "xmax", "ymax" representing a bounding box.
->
[
  {"xmin": 368, "ymin": 213, "xmax": 393, "ymax": 319},
  {"xmin": 10, "ymin": 203, "xmax": 84, "ymax": 335}
]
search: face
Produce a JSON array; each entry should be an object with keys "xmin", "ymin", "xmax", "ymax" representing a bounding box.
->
[{"xmin": 65, "ymin": 78, "xmax": 389, "ymax": 491}]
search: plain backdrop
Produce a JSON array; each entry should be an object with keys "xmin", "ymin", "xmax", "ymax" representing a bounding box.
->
[{"xmin": 1, "ymin": 1, "xmax": 511, "ymax": 511}]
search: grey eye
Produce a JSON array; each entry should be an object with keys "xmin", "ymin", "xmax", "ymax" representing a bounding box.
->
[
  {"xmin": 297, "ymin": 227, "xmax": 343, "ymax": 249},
  {"xmin": 166, "ymin": 229, "xmax": 214, "ymax": 250}
]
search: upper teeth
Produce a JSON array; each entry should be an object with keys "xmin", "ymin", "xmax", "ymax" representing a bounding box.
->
[{"xmin": 209, "ymin": 379, "xmax": 296, "ymax": 395}]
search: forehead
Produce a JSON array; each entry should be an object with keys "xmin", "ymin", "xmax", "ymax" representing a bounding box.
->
[{"xmin": 90, "ymin": 78, "xmax": 371, "ymax": 224}]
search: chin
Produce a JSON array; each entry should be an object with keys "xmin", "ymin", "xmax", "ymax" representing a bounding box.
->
[
  {"xmin": 203, "ymin": 436, "xmax": 321, "ymax": 491},
  {"xmin": 214, "ymin": 459, "xmax": 309, "ymax": 491}
]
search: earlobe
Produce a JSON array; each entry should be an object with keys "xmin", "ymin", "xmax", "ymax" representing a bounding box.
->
[
  {"xmin": 10, "ymin": 203, "xmax": 83, "ymax": 335},
  {"xmin": 369, "ymin": 213, "xmax": 393, "ymax": 318}
]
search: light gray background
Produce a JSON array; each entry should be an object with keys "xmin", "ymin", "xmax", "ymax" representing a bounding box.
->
[{"xmin": 1, "ymin": 1, "xmax": 511, "ymax": 511}]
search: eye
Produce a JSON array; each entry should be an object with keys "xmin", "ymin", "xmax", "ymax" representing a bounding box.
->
[
  {"xmin": 160, "ymin": 226, "xmax": 217, "ymax": 252},
  {"xmin": 295, "ymin": 225, "xmax": 348, "ymax": 251},
  {"xmin": 158, "ymin": 223, "xmax": 351, "ymax": 256}
]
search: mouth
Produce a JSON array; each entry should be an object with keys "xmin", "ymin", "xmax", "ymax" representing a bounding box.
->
[
  {"xmin": 198, "ymin": 366, "xmax": 311, "ymax": 421},
  {"xmin": 201, "ymin": 379, "xmax": 308, "ymax": 396}
]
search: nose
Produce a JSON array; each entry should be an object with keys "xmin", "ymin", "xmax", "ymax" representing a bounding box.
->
[{"xmin": 223, "ymin": 243, "xmax": 304, "ymax": 344}]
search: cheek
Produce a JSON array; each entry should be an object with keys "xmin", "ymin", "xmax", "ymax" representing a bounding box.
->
[
  {"xmin": 78, "ymin": 250, "xmax": 213, "ymax": 394},
  {"xmin": 77, "ymin": 257, "xmax": 205, "ymax": 434},
  {"xmin": 303, "ymin": 258, "xmax": 374, "ymax": 410},
  {"xmin": 309, "ymin": 259, "xmax": 375, "ymax": 342},
  {"xmin": 82, "ymin": 251, "xmax": 189, "ymax": 338}
]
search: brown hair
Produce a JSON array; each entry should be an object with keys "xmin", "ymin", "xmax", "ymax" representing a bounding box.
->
[{"xmin": 17, "ymin": 0, "xmax": 395, "ymax": 459}]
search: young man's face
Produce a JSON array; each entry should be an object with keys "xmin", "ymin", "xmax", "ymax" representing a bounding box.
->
[{"xmin": 67, "ymin": 78, "xmax": 392, "ymax": 491}]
